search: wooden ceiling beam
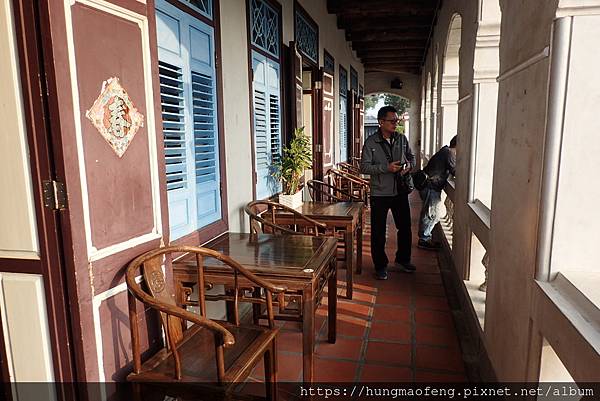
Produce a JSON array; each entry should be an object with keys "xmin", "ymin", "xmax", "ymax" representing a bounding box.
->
[
  {"xmin": 365, "ymin": 66, "xmax": 421, "ymax": 75},
  {"xmin": 327, "ymin": 0, "xmax": 436, "ymax": 14},
  {"xmin": 352, "ymin": 40, "xmax": 427, "ymax": 51},
  {"xmin": 364, "ymin": 59, "xmax": 422, "ymax": 66},
  {"xmin": 357, "ymin": 49, "xmax": 424, "ymax": 58},
  {"xmin": 338, "ymin": 16, "xmax": 432, "ymax": 31},
  {"xmin": 348, "ymin": 30, "xmax": 429, "ymax": 42}
]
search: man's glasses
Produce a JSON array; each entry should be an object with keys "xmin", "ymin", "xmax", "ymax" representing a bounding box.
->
[{"xmin": 382, "ymin": 119, "xmax": 400, "ymax": 124}]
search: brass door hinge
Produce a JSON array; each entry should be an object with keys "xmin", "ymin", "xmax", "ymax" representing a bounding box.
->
[{"xmin": 43, "ymin": 180, "xmax": 67, "ymax": 210}]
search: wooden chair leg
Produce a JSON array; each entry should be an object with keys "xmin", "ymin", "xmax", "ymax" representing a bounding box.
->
[
  {"xmin": 264, "ymin": 339, "xmax": 277, "ymax": 401},
  {"xmin": 252, "ymin": 287, "xmax": 262, "ymax": 325}
]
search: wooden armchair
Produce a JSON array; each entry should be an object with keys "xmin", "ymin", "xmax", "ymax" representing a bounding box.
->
[
  {"xmin": 306, "ymin": 179, "xmax": 362, "ymax": 203},
  {"xmin": 326, "ymin": 168, "xmax": 370, "ymax": 204},
  {"xmin": 337, "ymin": 161, "xmax": 361, "ymax": 176},
  {"xmin": 244, "ymin": 200, "xmax": 326, "ymax": 236},
  {"xmin": 126, "ymin": 246, "xmax": 286, "ymax": 400}
]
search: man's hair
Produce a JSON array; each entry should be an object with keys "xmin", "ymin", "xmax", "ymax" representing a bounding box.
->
[
  {"xmin": 449, "ymin": 135, "xmax": 458, "ymax": 148},
  {"xmin": 377, "ymin": 106, "xmax": 398, "ymax": 120}
]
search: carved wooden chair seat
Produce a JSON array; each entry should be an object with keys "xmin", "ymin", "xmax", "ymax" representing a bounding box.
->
[
  {"xmin": 126, "ymin": 246, "xmax": 286, "ymax": 400},
  {"xmin": 244, "ymin": 200, "xmax": 326, "ymax": 236}
]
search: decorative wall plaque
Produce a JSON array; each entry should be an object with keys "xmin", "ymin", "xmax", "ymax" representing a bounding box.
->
[{"xmin": 86, "ymin": 77, "xmax": 144, "ymax": 158}]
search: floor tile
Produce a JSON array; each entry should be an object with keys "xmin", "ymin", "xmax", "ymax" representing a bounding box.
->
[
  {"xmin": 251, "ymin": 352, "xmax": 302, "ymax": 382},
  {"xmin": 277, "ymin": 330, "xmax": 303, "ymax": 354},
  {"xmin": 414, "ymin": 370, "xmax": 467, "ymax": 382},
  {"xmin": 314, "ymin": 357, "xmax": 358, "ymax": 382},
  {"xmin": 415, "ymin": 345, "xmax": 465, "ymax": 372},
  {"xmin": 415, "ymin": 325, "xmax": 460, "ymax": 347},
  {"xmin": 365, "ymin": 341, "xmax": 411, "ymax": 365},
  {"xmin": 374, "ymin": 290, "xmax": 411, "ymax": 306},
  {"xmin": 415, "ymin": 295, "xmax": 450, "ymax": 311},
  {"xmin": 415, "ymin": 310, "xmax": 455, "ymax": 328},
  {"xmin": 369, "ymin": 320, "xmax": 411, "ymax": 342},
  {"xmin": 372, "ymin": 305, "xmax": 410, "ymax": 322},
  {"xmin": 360, "ymin": 363, "xmax": 413, "ymax": 382},
  {"xmin": 316, "ymin": 337, "xmax": 364, "ymax": 361}
]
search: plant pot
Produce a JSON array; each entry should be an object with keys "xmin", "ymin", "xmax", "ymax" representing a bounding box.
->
[{"xmin": 278, "ymin": 190, "xmax": 303, "ymax": 209}]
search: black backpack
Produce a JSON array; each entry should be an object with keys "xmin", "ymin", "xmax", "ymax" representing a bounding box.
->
[{"xmin": 411, "ymin": 169, "xmax": 429, "ymax": 191}]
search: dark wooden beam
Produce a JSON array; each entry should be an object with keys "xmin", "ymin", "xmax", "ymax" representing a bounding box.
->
[
  {"xmin": 357, "ymin": 49, "xmax": 424, "ymax": 59},
  {"xmin": 328, "ymin": 0, "xmax": 437, "ymax": 14},
  {"xmin": 352, "ymin": 40, "xmax": 427, "ymax": 51},
  {"xmin": 365, "ymin": 66, "xmax": 421, "ymax": 75},
  {"xmin": 348, "ymin": 30, "xmax": 429, "ymax": 42},
  {"xmin": 364, "ymin": 60, "xmax": 422, "ymax": 66},
  {"xmin": 338, "ymin": 16, "xmax": 432, "ymax": 31}
]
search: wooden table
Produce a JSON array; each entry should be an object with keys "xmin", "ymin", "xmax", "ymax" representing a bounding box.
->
[
  {"xmin": 172, "ymin": 232, "xmax": 338, "ymax": 383},
  {"xmin": 282, "ymin": 201, "xmax": 364, "ymax": 299}
]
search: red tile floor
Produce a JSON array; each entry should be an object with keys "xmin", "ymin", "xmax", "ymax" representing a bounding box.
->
[{"xmin": 244, "ymin": 192, "xmax": 467, "ymax": 397}]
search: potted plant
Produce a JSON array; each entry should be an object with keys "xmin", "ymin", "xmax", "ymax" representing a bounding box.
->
[{"xmin": 273, "ymin": 127, "xmax": 312, "ymax": 209}]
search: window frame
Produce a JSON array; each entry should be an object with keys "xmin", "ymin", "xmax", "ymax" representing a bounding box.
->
[
  {"xmin": 156, "ymin": 0, "xmax": 229, "ymax": 245},
  {"xmin": 245, "ymin": 0, "xmax": 284, "ymax": 200}
]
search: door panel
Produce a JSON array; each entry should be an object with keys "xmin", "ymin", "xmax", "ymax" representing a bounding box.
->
[
  {"xmin": 321, "ymin": 70, "xmax": 334, "ymax": 171},
  {"xmin": 0, "ymin": 0, "xmax": 39, "ymax": 261}
]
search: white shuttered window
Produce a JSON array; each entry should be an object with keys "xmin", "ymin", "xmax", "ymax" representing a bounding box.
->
[
  {"xmin": 156, "ymin": 0, "xmax": 222, "ymax": 239},
  {"xmin": 252, "ymin": 51, "xmax": 282, "ymax": 199}
]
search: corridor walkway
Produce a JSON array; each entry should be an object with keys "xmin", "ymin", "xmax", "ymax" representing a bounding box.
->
[{"xmin": 247, "ymin": 192, "xmax": 467, "ymax": 392}]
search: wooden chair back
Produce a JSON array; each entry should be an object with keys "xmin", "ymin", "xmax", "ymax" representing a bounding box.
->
[
  {"xmin": 306, "ymin": 179, "xmax": 362, "ymax": 203},
  {"xmin": 326, "ymin": 168, "xmax": 370, "ymax": 204},
  {"xmin": 338, "ymin": 161, "xmax": 360, "ymax": 176},
  {"xmin": 244, "ymin": 200, "xmax": 326, "ymax": 236},
  {"xmin": 126, "ymin": 245, "xmax": 286, "ymax": 382}
]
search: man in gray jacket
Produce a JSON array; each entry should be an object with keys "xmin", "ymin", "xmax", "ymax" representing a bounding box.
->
[{"xmin": 360, "ymin": 106, "xmax": 416, "ymax": 280}]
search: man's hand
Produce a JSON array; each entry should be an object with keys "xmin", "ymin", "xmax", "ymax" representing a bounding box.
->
[
  {"xmin": 387, "ymin": 161, "xmax": 402, "ymax": 173},
  {"xmin": 400, "ymin": 163, "xmax": 412, "ymax": 175}
]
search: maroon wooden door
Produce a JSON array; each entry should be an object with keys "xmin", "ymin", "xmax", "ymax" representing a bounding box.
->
[
  {"xmin": 37, "ymin": 0, "xmax": 169, "ymax": 386},
  {"xmin": 288, "ymin": 42, "xmax": 303, "ymax": 134},
  {"xmin": 355, "ymin": 97, "xmax": 365, "ymax": 159},
  {"xmin": 0, "ymin": 2, "xmax": 80, "ymax": 397},
  {"xmin": 347, "ymin": 89, "xmax": 356, "ymax": 160}
]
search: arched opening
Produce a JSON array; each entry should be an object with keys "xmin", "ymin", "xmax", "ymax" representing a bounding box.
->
[
  {"xmin": 441, "ymin": 15, "xmax": 461, "ymax": 151},
  {"xmin": 430, "ymin": 55, "xmax": 439, "ymax": 157},
  {"xmin": 424, "ymin": 73, "xmax": 432, "ymax": 160},
  {"xmin": 471, "ymin": 1, "xmax": 501, "ymax": 209},
  {"xmin": 363, "ymin": 92, "xmax": 412, "ymax": 141}
]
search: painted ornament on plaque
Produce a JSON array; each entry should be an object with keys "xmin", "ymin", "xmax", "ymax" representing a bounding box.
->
[{"xmin": 86, "ymin": 77, "xmax": 144, "ymax": 158}]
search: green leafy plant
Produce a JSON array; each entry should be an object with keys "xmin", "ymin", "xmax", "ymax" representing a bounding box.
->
[{"xmin": 273, "ymin": 127, "xmax": 312, "ymax": 195}]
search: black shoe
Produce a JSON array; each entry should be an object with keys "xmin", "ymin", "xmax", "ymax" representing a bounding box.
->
[
  {"xmin": 395, "ymin": 261, "xmax": 416, "ymax": 273},
  {"xmin": 374, "ymin": 270, "xmax": 388, "ymax": 280},
  {"xmin": 418, "ymin": 239, "xmax": 442, "ymax": 250}
]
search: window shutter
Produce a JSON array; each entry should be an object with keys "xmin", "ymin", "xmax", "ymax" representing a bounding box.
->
[
  {"xmin": 159, "ymin": 61, "xmax": 187, "ymax": 191},
  {"xmin": 156, "ymin": 0, "xmax": 222, "ymax": 239},
  {"xmin": 252, "ymin": 51, "xmax": 281, "ymax": 199},
  {"xmin": 188, "ymin": 22, "xmax": 221, "ymax": 228},
  {"xmin": 339, "ymin": 96, "xmax": 348, "ymax": 162}
]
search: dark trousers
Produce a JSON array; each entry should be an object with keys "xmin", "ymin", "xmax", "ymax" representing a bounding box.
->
[{"xmin": 370, "ymin": 194, "xmax": 412, "ymax": 272}]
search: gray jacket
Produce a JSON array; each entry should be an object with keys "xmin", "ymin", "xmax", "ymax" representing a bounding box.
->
[{"xmin": 360, "ymin": 130, "xmax": 415, "ymax": 197}]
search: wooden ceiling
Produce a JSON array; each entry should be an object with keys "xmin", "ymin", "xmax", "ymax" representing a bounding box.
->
[{"xmin": 327, "ymin": 0, "xmax": 440, "ymax": 75}]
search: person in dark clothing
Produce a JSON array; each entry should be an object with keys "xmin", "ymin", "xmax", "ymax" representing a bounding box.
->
[
  {"xmin": 360, "ymin": 106, "xmax": 416, "ymax": 280},
  {"xmin": 418, "ymin": 135, "xmax": 457, "ymax": 249}
]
